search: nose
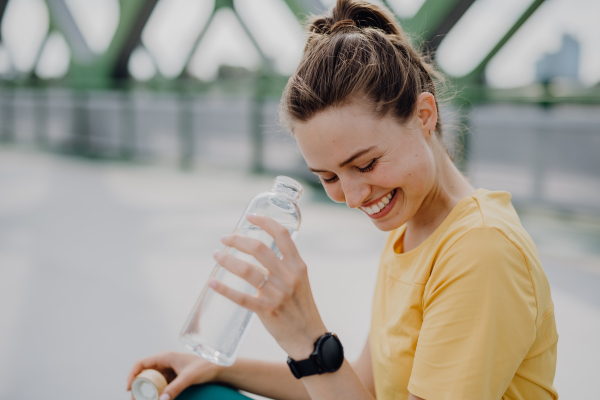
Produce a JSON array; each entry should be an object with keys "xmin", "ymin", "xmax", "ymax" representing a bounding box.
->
[{"xmin": 341, "ymin": 176, "xmax": 371, "ymax": 209}]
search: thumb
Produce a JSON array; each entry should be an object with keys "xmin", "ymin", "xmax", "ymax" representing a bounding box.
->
[{"xmin": 159, "ymin": 374, "xmax": 193, "ymax": 400}]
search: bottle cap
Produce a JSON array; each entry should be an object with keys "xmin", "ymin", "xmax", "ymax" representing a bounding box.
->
[
  {"xmin": 272, "ymin": 176, "xmax": 304, "ymax": 201},
  {"xmin": 132, "ymin": 369, "xmax": 168, "ymax": 400}
]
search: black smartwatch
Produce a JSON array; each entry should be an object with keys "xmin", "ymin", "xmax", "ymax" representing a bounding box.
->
[{"xmin": 287, "ymin": 332, "xmax": 344, "ymax": 379}]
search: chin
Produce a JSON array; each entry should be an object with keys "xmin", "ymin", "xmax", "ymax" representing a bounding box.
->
[{"xmin": 372, "ymin": 213, "xmax": 407, "ymax": 232}]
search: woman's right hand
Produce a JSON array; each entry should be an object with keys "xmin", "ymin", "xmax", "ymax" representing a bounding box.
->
[{"xmin": 126, "ymin": 351, "xmax": 224, "ymax": 400}]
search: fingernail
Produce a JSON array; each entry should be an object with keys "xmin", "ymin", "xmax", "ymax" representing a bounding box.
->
[
  {"xmin": 160, "ymin": 394, "xmax": 171, "ymax": 400},
  {"xmin": 246, "ymin": 212, "xmax": 257, "ymax": 219},
  {"xmin": 209, "ymin": 280, "xmax": 218, "ymax": 288},
  {"xmin": 213, "ymin": 249, "xmax": 221, "ymax": 258},
  {"xmin": 221, "ymin": 234, "xmax": 230, "ymax": 242}
]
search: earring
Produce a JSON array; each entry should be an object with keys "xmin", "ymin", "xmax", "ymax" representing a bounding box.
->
[{"xmin": 429, "ymin": 130, "xmax": 434, "ymax": 136}]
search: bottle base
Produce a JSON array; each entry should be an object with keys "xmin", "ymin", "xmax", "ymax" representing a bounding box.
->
[{"xmin": 179, "ymin": 336, "xmax": 235, "ymax": 367}]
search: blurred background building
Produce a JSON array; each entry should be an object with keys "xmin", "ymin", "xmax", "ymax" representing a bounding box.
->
[{"xmin": 0, "ymin": 0, "xmax": 598, "ymax": 399}]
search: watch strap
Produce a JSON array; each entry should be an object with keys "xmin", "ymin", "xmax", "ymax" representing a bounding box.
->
[{"xmin": 287, "ymin": 356, "xmax": 321, "ymax": 379}]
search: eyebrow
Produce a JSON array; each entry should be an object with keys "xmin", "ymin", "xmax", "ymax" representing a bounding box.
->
[{"xmin": 308, "ymin": 146, "xmax": 377, "ymax": 173}]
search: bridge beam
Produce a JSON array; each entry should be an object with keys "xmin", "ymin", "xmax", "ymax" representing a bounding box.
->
[
  {"xmin": 401, "ymin": 0, "xmax": 476, "ymax": 54},
  {"xmin": 62, "ymin": 0, "xmax": 159, "ymax": 88}
]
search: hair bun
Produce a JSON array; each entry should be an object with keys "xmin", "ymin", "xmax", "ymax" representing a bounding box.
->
[
  {"xmin": 308, "ymin": 0, "xmax": 400, "ymax": 36},
  {"xmin": 330, "ymin": 18, "xmax": 357, "ymax": 33},
  {"xmin": 332, "ymin": 0, "xmax": 399, "ymax": 35}
]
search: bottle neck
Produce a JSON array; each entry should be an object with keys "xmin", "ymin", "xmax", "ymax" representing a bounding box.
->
[{"xmin": 271, "ymin": 176, "xmax": 303, "ymax": 202}]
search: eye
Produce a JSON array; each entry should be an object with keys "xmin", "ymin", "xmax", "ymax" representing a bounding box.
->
[
  {"xmin": 321, "ymin": 175, "xmax": 339, "ymax": 184},
  {"xmin": 357, "ymin": 158, "xmax": 378, "ymax": 173}
]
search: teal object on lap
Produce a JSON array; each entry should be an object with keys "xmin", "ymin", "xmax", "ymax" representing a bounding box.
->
[{"xmin": 177, "ymin": 384, "xmax": 253, "ymax": 400}]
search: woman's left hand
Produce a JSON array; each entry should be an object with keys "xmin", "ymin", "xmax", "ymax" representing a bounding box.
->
[{"xmin": 211, "ymin": 213, "xmax": 327, "ymax": 360}]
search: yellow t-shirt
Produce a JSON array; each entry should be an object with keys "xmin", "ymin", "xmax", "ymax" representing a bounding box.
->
[{"xmin": 370, "ymin": 189, "xmax": 558, "ymax": 400}]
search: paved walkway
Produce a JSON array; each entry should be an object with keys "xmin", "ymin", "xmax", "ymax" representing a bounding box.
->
[{"xmin": 0, "ymin": 148, "xmax": 598, "ymax": 399}]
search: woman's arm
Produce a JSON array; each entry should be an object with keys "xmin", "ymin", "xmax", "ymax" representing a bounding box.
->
[
  {"xmin": 221, "ymin": 338, "xmax": 378, "ymax": 400},
  {"xmin": 217, "ymin": 358, "xmax": 310, "ymax": 400},
  {"xmin": 351, "ymin": 339, "xmax": 375, "ymax": 398},
  {"xmin": 126, "ymin": 353, "xmax": 310, "ymax": 400},
  {"xmin": 299, "ymin": 359, "xmax": 374, "ymax": 400}
]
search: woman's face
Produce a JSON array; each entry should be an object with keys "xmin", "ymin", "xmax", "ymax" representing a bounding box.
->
[{"xmin": 294, "ymin": 93, "xmax": 439, "ymax": 232}]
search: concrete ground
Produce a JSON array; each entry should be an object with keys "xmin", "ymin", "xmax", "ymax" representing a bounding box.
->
[{"xmin": 0, "ymin": 147, "xmax": 598, "ymax": 400}]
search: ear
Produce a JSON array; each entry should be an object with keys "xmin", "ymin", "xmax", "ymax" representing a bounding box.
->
[{"xmin": 416, "ymin": 92, "xmax": 438, "ymax": 137}]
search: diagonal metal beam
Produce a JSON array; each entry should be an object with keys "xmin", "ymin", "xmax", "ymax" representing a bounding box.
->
[
  {"xmin": 422, "ymin": 0, "xmax": 477, "ymax": 55},
  {"xmin": 0, "ymin": 0, "xmax": 9, "ymax": 40},
  {"xmin": 177, "ymin": 2, "xmax": 276, "ymax": 79},
  {"xmin": 231, "ymin": 7, "xmax": 276, "ymax": 73},
  {"xmin": 401, "ymin": 0, "xmax": 473, "ymax": 46},
  {"xmin": 462, "ymin": 0, "xmax": 546, "ymax": 84},
  {"xmin": 64, "ymin": 0, "xmax": 159, "ymax": 87},
  {"xmin": 112, "ymin": 0, "xmax": 160, "ymax": 79},
  {"xmin": 45, "ymin": 0, "xmax": 94, "ymax": 63},
  {"xmin": 176, "ymin": 11, "xmax": 215, "ymax": 79}
]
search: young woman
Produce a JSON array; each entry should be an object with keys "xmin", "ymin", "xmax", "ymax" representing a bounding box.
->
[{"xmin": 127, "ymin": 1, "xmax": 558, "ymax": 399}]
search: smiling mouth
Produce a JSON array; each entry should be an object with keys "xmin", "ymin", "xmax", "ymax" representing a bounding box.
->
[{"xmin": 360, "ymin": 189, "xmax": 397, "ymax": 215}]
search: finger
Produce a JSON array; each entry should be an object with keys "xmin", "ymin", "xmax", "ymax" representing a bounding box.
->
[
  {"xmin": 127, "ymin": 353, "xmax": 171, "ymax": 390},
  {"xmin": 209, "ymin": 280, "xmax": 261, "ymax": 312},
  {"xmin": 214, "ymin": 250, "xmax": 268, "ymax": 288},
  {"xmin": 246, "ymin": 214, "xmax": 298, "ymax": 262},
  {"xmin": 127, "ymin": 362, "xmax": 144, "ymax": 390},
  {"xmin": 220, "ymin": 234, "xmax": 282, "ymax": 274},
  {"xmin": 161, "ymin": 373, "xmax": 194, "ymax": 400}
]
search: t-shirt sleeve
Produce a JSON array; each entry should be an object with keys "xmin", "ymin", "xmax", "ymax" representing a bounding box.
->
[{"xmin": 408, "ymin": 227, "xmax": 538, "ymax": 400}]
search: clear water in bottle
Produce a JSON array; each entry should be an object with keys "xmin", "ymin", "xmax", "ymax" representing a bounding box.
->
[{"xmin": 180, "ymin": 176, "xmax": 303, "ymax": 366}]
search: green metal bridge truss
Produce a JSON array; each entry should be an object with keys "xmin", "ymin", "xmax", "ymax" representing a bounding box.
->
[
  {"xmin": 0, "ymin": 0, "xmax": 596, "ymax": 103},
  {"xmin": 0, "ymin": 0, "xmax": 597, "ymax": 172}
]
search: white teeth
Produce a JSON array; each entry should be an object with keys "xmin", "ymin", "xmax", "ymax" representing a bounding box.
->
[{"xmin": 362, "ymin": 190, "xmax": 396, "ymax": 215}]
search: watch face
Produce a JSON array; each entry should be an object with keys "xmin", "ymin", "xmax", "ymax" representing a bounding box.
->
[{"xmin": 318, "ymin": 334, "xmax": 344, "ymax": 372}]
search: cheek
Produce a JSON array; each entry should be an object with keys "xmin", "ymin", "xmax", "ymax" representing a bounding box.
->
[
  {"xmin": 406, "ymin": 146, "xmax": 436, "ymax": 191},
  {"xmin": 392, "ymin": 145, "xmax": 435, "ymax": 192}
]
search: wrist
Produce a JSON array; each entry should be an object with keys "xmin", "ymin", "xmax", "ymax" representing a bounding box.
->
[
  {"xmin": 284, "ymin": 325, "xmax": 328, "ymax": 360},
  {"xmin": 210, "ymin": 362, "xmax": 228, "ymax": 383},
  {"xmin": 286, "ymin": 341, "xmax": 318, "ymax": 361},
  {"xmin": 286, "ymin": 332, "xmax": 345, "ymax": 379}
]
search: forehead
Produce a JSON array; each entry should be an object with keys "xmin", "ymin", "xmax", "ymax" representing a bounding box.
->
[{"xmin": 294, "ymin": 102, "xmax": 389, "ymax": 167}]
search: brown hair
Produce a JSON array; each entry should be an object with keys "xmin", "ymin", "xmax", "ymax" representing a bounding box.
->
[{"xmin": 279, "ymin": 0, "xmax": 446, "ymax": 144}]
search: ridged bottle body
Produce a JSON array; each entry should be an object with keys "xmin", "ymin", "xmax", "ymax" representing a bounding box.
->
[{"xmin": 180, "ymin": 176, "xmax": 303, "ymax": 366}]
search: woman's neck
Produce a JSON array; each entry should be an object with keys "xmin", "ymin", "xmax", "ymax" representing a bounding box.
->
[{"xmin": 403, "ymin": 153, "xmax": 475, "ymax": 253}]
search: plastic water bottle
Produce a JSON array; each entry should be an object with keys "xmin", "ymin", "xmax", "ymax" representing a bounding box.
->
[{"xmin": 180, "ymin": 176, "xmax": 303, "ymax": 366}]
